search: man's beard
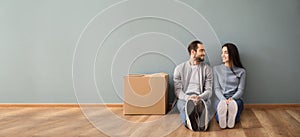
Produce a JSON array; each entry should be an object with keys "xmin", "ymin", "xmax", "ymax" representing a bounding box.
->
[{"xmin": 195, "ymin": 55, "xmax": 204, "ymax": 62}]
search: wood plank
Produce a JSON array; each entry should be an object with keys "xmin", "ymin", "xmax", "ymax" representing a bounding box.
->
[
  {"xmin": 1, "ymin": 103, "xmax": 299, "ymax": 108},
  {"xmin": 278, "ymin": 109, "xmax": 300, "ymax": 137},
  {"xmin": 209, "ymin": 115, "xmax": 223, "ymax": 131},
  {"xmin": 252, "ymin": 108, "xmax": 278, "ymax": 127},
  {"xmin": 240, "ymin": 108, "xmax": 262, "ymax": 128},
  {"xmin": 243, "ymin": 128, "xmax": 269, "ymax": 137},
  {"xmin": 0, "ymin": 105, "xmax": 299, "ymax": 136},
  {"xmin": 286, "ymin": 109, "xmax": 300, "ymax": 123},
  {"xmin": 264, "ymin": 126, "xmax": 294, "ymax": 137},
  {"xmin": 252, "ymin": 108, "xmax": 296, "ymax": 137},
  {"xmin": 211, "ymin": 129, "xmax": 246, "ymax": 137}
]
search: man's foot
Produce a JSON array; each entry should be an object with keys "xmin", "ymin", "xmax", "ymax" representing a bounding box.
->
[
  {"xmin": 195, "ymin": 100, "xmax": 205, "ymax": 130},
  {"xmin": 186, "ymin": 100, "xmax": 198, "ymax": 131}
]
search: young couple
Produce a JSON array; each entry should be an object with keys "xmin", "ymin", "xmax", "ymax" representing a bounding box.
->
[{"xmin": 173, "ymin": 40, "xmax": 246, "ymax": 131}]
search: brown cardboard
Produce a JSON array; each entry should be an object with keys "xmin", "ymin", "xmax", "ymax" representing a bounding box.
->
[{"xmin": 123, "ymin": 73, "xmax": 168, "ymax": 114}]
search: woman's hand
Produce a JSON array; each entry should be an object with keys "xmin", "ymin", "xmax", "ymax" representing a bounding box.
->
[{"xmin": 226, "ymin": 98, "xmax": 233, "ymax": 104}]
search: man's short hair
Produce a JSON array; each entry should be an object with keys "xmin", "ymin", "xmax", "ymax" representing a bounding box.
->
[{"xmin": 188, "ymin": 40, "xmax": 203, "ymax": 55}]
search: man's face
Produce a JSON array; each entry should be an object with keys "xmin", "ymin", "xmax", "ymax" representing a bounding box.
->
[{"xmin": 193, "ymin": 44, "xmax": 206, "ymax": 62}]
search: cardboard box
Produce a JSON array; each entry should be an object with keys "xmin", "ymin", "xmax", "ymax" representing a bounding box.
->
[{"xmin": 123, "ymin": 73, "xmax": 168, "ymax": 114}]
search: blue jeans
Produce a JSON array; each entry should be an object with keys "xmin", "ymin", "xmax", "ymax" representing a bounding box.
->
[
  {"xmin": 177, "ymin": 99, "xmax": 187, "ymax": 125},
  {"xmin": 215, "ymin": 99, "xmax": 244, "ymax": 122}
]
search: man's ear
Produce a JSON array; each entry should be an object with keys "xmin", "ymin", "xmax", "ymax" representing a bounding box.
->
[{"xmin": 191, "ymin": 50, "xmax": 196, "ymax": 55}]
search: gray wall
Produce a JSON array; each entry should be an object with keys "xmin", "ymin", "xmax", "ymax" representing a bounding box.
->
[{"xmin": 1, "ymin": 0, "xmax": 299, "ymax": 104}]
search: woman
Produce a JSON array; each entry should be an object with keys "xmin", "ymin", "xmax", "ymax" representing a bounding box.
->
[{"xmin": 213, "ymin": 43, "xmax": 246, "ymax": 129}]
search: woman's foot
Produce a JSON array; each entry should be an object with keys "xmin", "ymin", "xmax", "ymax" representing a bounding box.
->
[
  {"xmin": 217, "ymin": 100, "xmax": 227, "ymax": 129},
  {"xmin": 227, "ymin": 100, "xmax": 238, "ymax": 128}
]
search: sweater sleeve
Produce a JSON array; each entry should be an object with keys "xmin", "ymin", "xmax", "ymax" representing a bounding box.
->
[
  {"xmin": 199, "ymin": 65, "xmax": 213, "ymax": 101},
  {"xmin": 173, "ymin": 65, "xmax": 188, "ymax": 101},
  {"xmin": 232, "ymin": 70, "xmax": 246, "ymax": 99},
  {"xmin": 213, "ymin": 67, "xmax": 227, "ymax": 100}
]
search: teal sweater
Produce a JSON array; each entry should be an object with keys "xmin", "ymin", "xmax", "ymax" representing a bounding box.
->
[{"xmin": 213, "ymin": 64, "xmax": 246, "ymax": 100}]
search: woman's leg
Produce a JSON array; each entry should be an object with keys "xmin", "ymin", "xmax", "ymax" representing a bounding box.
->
[
  {"xmin": 234, "ymin": 99, "xmax": 244, "ymax": 122},
  {"xmin": 215, "ymin": 113, "xmax": 219, "ymax": 122},
  {"xmin": 215, "ymin": 100, "xmax": 220, "ymax": 122}
]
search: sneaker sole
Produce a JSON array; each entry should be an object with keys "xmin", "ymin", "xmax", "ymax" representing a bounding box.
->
[
  {"xmin": 217, "ymin": 100, "xmax": 227, "ymax": 129},
  {"xmin": 227, "ymin": 100, "xmax": 238, "ymax": 128},
  {"xmin": 185, "ymin": 100, "xmax": 196, "ymax": 131},
  {"xmin": 197, "ymin": 99, "xmax": 209, "ymax": 131}
]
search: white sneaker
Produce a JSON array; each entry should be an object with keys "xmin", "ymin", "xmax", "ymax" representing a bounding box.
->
[
  {"xmin": 217, "ymin": 100, "xmax": 227, "ymax": 129},
  {"xmin": 227, "ymin": 100, "xmax": 238, "ymax": 128}
]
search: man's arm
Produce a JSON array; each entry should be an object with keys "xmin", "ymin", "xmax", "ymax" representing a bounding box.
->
[
  {"xmin": 199, "ymin": 65, "xmax": 213, "ymax": 101},
  {"xmin": 174, "ymin": 65, "xmax": 189, "ymax": 101}
]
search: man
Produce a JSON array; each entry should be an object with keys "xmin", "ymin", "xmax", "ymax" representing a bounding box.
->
[{"xmin": 173, "ymin": 40, "xmax": 212, "ymax": 131}]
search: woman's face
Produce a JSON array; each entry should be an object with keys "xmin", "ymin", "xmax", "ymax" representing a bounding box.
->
[{"xmin": 222, "ymin": 46, "xmax": 229, "ymax": 63}]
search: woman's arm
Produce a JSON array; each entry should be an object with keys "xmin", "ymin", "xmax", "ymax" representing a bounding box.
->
[
  {"xmin": 214, "ymin": 67, "xmax": 227, "ymax": 100},
  {"xmin": 232, "ymin": 70, "xmax": 246, "ymax": 99}
]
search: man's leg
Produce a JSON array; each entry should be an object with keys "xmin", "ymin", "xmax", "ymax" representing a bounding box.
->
[{"xmin": 176, "ymin": 99, "xmax": 187, "ymax": 126}]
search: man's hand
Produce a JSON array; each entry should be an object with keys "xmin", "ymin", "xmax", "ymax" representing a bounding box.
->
[{"xmin": 188, "ymin": 95, "xmax": 201, "ymax": 105}]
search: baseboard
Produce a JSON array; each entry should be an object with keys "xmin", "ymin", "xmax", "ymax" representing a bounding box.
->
[
  {"xmin": 244, "ymin": 103, "xmax": 300, "ymax": 108},
  {"xmin": 0, "ymin": 103, "xmax": 299, "ymax": 108}
]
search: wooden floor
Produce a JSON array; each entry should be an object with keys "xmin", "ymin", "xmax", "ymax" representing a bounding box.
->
[{"xmin": 0, "ymin": 105, "xmax": 299, "ymax": 137}]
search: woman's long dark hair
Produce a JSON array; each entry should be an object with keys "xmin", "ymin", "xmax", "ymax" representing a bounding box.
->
[{"xmin": 222, "ymin": 43, "xmax": 244, "ymax": 69}]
